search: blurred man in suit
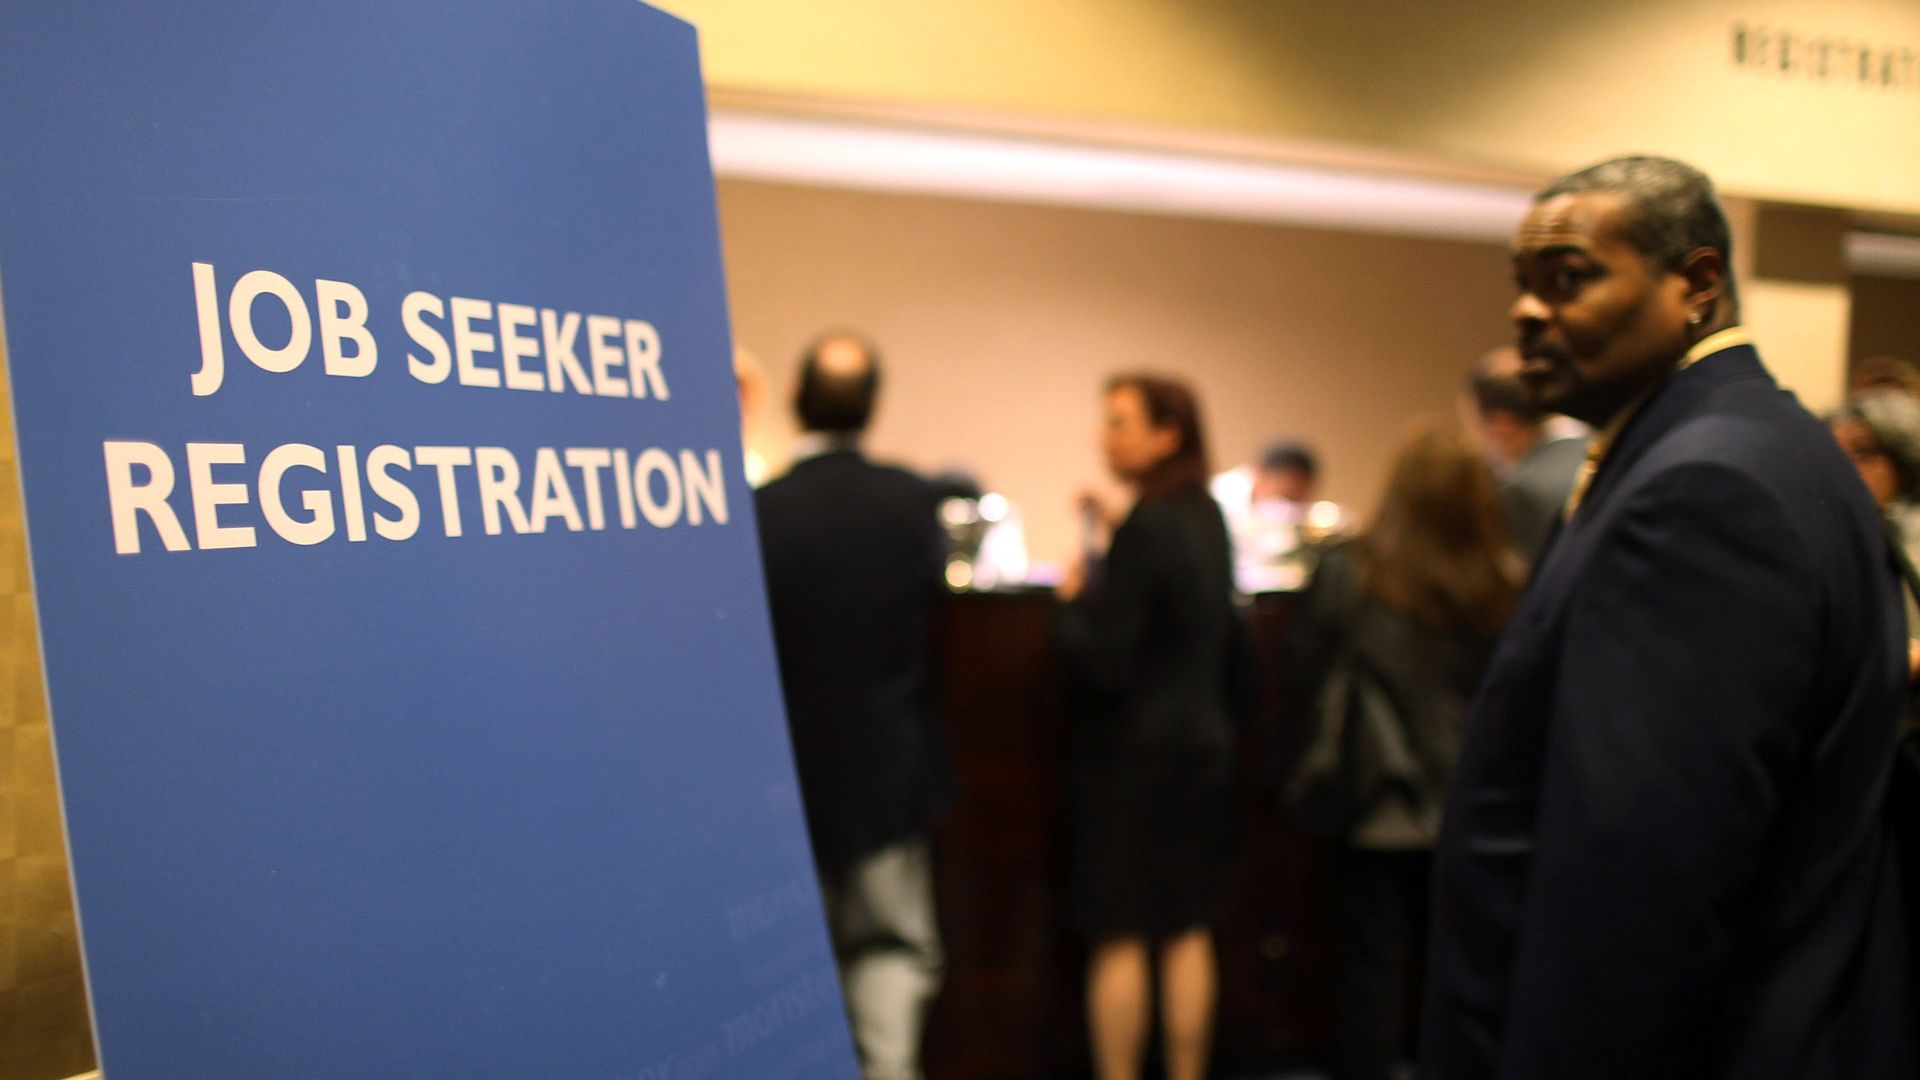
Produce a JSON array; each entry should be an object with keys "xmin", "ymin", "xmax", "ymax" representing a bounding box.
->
[
  {"xmin": 1423, "ymin": 156, "xmax": 1916, "ymax": 1079},
  {"xmin": 1463, "ymin": 346, "xmax": 1588, "ymax": 560},
  {"xmin": 756, "ymin": 331, "xmax": 953, "ymax": 1080}
]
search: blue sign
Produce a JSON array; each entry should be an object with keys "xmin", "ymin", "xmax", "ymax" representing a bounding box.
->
[{"xmin": 0, "ymin": 4, "xmax": 856, "ymax": 1076}]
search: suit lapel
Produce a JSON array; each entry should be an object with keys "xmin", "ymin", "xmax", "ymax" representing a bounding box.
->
[
  {"xmin": 1515, "ymin": 345, "xmax": 1772, "ymax": 624},
  {"xmin": 1565, "ymin": 345, "xmax": 1770, "ymax": 531}
]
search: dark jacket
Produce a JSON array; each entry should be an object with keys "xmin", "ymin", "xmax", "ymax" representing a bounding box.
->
[
  {"xmin": 1422, "ymin": 344, "xmax": 1918, "ymax": 1079},
  {"xmin": 755, "ymin": 449, "xmax": 954, "ymax": 870},
  {"xmin": 1282, "ymin": 542, "xmax": 1498, "ymax": 846},
  {"xmin": 1500, "ymin": 433, "xmax": 1587, "ymax": 561},
  {"xmin": 1054, "ymin": 488, "xmax": 1238, "ymax": 758}
]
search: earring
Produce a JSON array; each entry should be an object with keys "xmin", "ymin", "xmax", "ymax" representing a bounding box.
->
[{"xmin": 1688, "ymin": 311, "xmax": 1703, "ymax": 327}]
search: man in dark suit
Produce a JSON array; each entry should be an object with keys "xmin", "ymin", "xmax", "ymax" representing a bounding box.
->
[
  {"xmin": 755, "ymin": 331, "xmax": 953, "ymax": 1080},
  {"xmin": 1464, "ymin": 346, "xmax": 1589, "ymax": 560},
  {"xmin": 1422, "ymin": 156, "xmax": 1916, "ymax": 1079}
]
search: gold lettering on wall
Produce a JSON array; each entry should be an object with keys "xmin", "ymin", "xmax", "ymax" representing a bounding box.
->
[{"xmin": 1732, "ymin": 22, "xmax": 1920, "ymax": 92}]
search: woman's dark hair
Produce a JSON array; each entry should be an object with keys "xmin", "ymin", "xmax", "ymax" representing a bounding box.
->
[
  {"xmin": 1354, "ymin": 423, "xmax": 1521, "ymax": 632},
  {"xmin": 1107, "ymin": 372, "xmax": 1211, "ymax": 501}
]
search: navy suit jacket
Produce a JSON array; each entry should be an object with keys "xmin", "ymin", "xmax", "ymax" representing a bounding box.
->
[
  {"xmin": 755, "ymin": 450, "xmax": 954, "ymax": 870},
  {"xmin": 1423, "ymin": 344, "xmax": 1917, "ymax": 1079}
]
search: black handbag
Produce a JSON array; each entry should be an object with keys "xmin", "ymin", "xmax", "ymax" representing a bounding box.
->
[
  {"xmin": 1279, "ymin": 551, "xmax": 1425, "ymax": 838},
  {"xmin": 1281, "ymin": 646, "xmax": 1418, "ymax": 837}
]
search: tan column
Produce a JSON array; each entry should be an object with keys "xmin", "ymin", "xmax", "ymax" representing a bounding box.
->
[
  {"xmin": 0, "ymin": 336, "xmax": 98, "ymax": 1079},
  {"xmin": 1727, "ymin": 199, "xmax": 1852, "ymax": 416}
]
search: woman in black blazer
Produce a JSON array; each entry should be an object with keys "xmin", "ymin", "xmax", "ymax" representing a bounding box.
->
[{"xmin": 1055, "ymin": 372, "xmax": 1237, "ymax": 1080}]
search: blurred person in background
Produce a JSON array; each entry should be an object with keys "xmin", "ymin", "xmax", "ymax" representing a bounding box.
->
[
  {"xmin": 1260, "ymin": 441, "xmax": 1318, "ymax": 504},
  {"xmin": 1283, "ymin": 423, "xmax": 1521, "ymax": 1080},
  {"xmin": 1055, "ymin": 373, "xmax": 1239, "ymax": 1080},
  {"xmin": 1830, "ymin": 390, "xmax": 1920, "ymax": 567},
  {"xmin": 1830, "ymin": 390, "xmax": 1920, "ymax": 672},
  {"xmin": 1211, "ymin": 441, "xmax": 1319, "ymax": 523},
  {"xmin": 1211, "ymin": 440, "xmax": 1347, "ymax": 591},
  {"xmin": 1463, "ymin": 346, "xmax": 1588, "ymax": 561},
  {"xmin": 733, "ymin": 346, "xmax": 772, "ymax": 486},
  {"xmin": 755, "ymin": 331, "xmax": 954, "ymax": 1080},
  {"xmin": 1851, "ymin": 354, "xmax": 1920, "ymax": 399}
]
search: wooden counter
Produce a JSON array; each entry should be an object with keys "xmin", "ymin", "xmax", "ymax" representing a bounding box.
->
[{"xmin": 923, "ymin": 589, "xmax": 1336, "ymax": 1079}]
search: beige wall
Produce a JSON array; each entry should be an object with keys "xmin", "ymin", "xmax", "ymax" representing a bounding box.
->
[
  {"xmin": 667, "ymin": 0, "xmax": 1920, "ymax": 215},
  {"xmin": 1729, "ymin": 202, "xmax": 1856, "ymax": 416},
  {"xmin": 718, "ymin": 179, "xmax": 1514, "ymax": 564}
]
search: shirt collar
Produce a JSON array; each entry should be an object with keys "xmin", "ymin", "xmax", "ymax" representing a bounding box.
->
[
  {"xmin": 1559, "ymin": 326, "xmax": 1752, "ymax": 524},
  {"xmin": 1592, "ymin": 325, "xmax": 1753, "ymax": 455},
  {"xmin": 790, "ymin": 431, "xmax": 862, "ymax": 466},
  {"xmin": 1682, "ymin": 325, "xmax": 1752, "ymax": 367}
]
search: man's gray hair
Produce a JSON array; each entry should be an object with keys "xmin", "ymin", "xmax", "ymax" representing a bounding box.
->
[
  {"xmin": 1832, "ymin": 390, "xmax": 1920, "ymax": 501},
  {"xmin": 1537, "ymin": 155, "xmax": 1739, "ymax": 311}
]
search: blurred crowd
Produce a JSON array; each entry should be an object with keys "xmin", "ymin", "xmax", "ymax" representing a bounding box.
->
[{"xmin": 746, "ymin": 156, "xmax": 1920, "ymax": 1080}]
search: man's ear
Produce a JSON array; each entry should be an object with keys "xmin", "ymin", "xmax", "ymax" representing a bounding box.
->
[{"xmin": 1679, "ymin": 246, "xmax": 1728, "ymax": 317}]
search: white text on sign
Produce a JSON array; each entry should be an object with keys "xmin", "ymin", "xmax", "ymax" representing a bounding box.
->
[{"xmin": 189, "ymin": 262, "xmax": 668, "ymax": 401}]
